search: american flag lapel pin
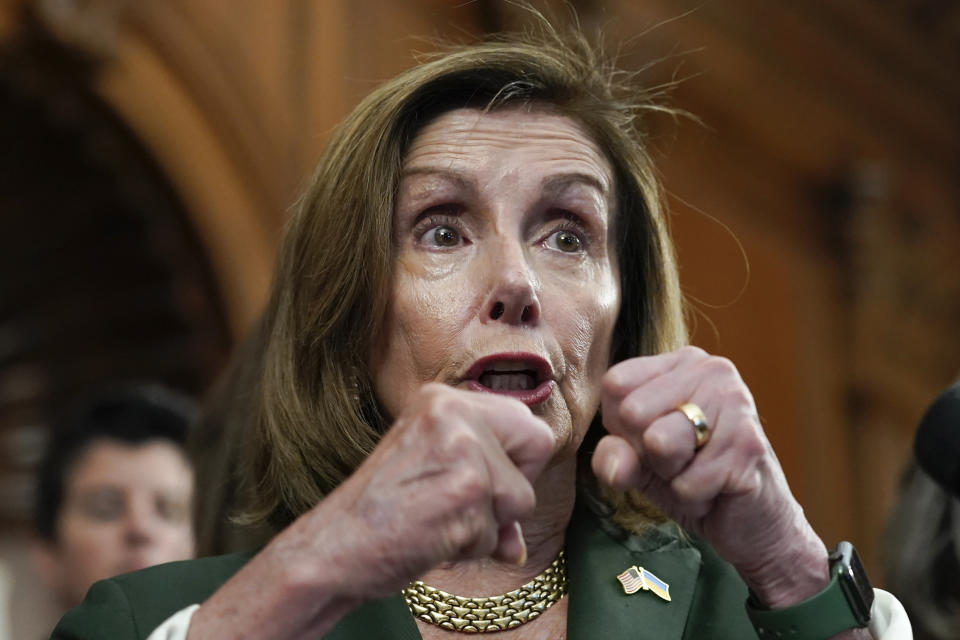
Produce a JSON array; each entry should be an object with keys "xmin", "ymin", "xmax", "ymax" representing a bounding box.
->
[{"xmin": 616, "ymin": 565, "xmax": 671, "ymax": 602}]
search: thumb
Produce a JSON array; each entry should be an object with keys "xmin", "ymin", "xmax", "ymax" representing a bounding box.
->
[
  {"xmin": 491, "ymin": 521, "xmax": 527, "ymax": 566},
  {"xmin": 592, "ymin": 434, "xmax": 646, "ymax": 490}
]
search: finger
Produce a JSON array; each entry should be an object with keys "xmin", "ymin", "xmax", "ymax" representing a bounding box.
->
[
  {"xmin": 474, "ymin": 395, "xmax": 556, "ymax": 484},
  {"xmin": 601, "ymin": 348, "xmax": 709, "ymax": 435},
  {"xmin": 640, "ymin": 412, "xmax": 698, "ymax": 480},
  {"xmin": 591, "ymin": 435, "xmax": 714, "ymax": 524},
  {"xmin": 481, "ymin": 443, "xmax": 538, "ymax": 526},
  {"xmin": 444, "ymin": 396, "xmax": 543, "ymax": 525},
  {"xmin": 591, "ymin": 434, "xmax": 648, "ymax": 491},
  {"xmin": 590, "ymin": 435, "xmax": 715, "ymax": 524},
  {"xmin": 421, "ymin": 404, "xmax": 538, "ymax": 528},
  {"xmin": 455, "ymin": 504, "xmax": 501, "ymax": 560},
  {"xmin": 446, "ymin": 416, "xmax": 537, "ymax": 528},
  {"xmin": 603, "ymin": 346, "xmax": 708, "ymax": 399},
  {"xmin": 616, "ymin": 366, "xmax": 705, "ymax": 437},
  {"xmin": 492, "ymin": 521, "xmax": 528, "ymax": 566},
  {"xmin": 418, "ymin": 386, "xmax": 554, "ymax": 485},
  {"xmin": 670, "ymin": 419, "xmax": 768, "ymax": 504},
  {"xmin": 617, "ymin": 356, "xmax": 746, "ymax": 437}
]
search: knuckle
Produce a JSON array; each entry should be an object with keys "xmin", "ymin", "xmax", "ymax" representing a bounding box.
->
[
  {"xmin": 419, "ymin": 381, "xmax": 445, "ymax": 396},
  {"xmin": 445, "ymin": 507, "xmax": 495, "ymax": 558},
  {"xmin": 704, "ymin": 355, "xmax": 738, "ymax": 379},
  {"xmin": 444, "ymin": 518, "xmax": 477, "ymax": 555},
  {"xmin": 602, "ymin": 367, "xmax": 627, "ymax": 395},
  {"xmin": 510, "ymin": 481, "xmax": 537, "ymax": 516},
  {"xmin": 679, "ymin": 345, "xmax": 708, "ymax": 359},
  {"xmin": 736, "ymin": 426, "xmax": 766, "ymax": 460},
  {"xmin": 670, "ymin": 475, "xmax": 706, "ymax": 503},
  {"xmin": 418, "ymin": 382, "xmax": 448, "ymax": 405},
  {"xmin": 422, "ymin": 390, "xmax": 464, "ymax": 426},
  {"xmin": 716, "ymin": 383, "xmax": 746, "ymax": 405},
  {"xmin": 437, "ymin": 422, "xmax": 479, "ymax": 455},
  {"xmin": 527, "ymin": 420, "xmax": 555, "ymax": 456},
  {"xmin": 617, "ymin": 394, "xmax": 644, "ymax": 427},
  {"xmin": 445, "ymin": 465, "xmax": 489, "ymax": 505},
  {"xmin": 641, "ymin": 425, "xmax": 669, "ymax": 457},
  {"xmin": 727, "ymin": 462, "xmax": 763, "ymax": 496},
  {"xmin": 467, "ymin": 524, "xmax": 499, "ymax": 559}
]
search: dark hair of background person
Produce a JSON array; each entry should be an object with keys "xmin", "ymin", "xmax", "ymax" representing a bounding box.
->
[
  {"xmin": 885, "ymin": 459, "xmax": 960, "ymax": 640},
  {"xmin": 239, "ymin": 21, "xmax": 687, "ymax": 536},
  {"xmin": 34, "ymin": 384, "xmax": 196, "ymax": 541}
]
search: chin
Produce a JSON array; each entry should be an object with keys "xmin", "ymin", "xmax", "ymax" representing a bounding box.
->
[{"xmin": 538, "ymin": 399, "xmax": 582, "ymax": 459}]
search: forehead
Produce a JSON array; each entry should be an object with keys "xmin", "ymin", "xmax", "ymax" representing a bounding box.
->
[
  {"xmin": 67, "ymin": 438, "xmax": 190, "ymax": 489},
  {"xmin": 403, "ymin": 107, "xmax": 614, "ymax": 192}
]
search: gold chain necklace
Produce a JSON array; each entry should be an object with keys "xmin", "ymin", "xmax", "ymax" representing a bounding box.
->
[{"xmin": 402, "ymin": 550, "xmax": 567, "ymax": 633}]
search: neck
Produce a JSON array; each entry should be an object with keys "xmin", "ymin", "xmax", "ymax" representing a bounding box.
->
[{"xmin": 416, "ymin": 456, "xmax": 577, "ymax": 595}]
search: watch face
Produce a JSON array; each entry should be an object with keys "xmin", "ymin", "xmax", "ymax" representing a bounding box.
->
[{"xmin": 836, "ymin": 542, "xmax": 874, "ymax": 625}]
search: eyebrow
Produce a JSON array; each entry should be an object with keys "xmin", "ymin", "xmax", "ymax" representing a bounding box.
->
[
  {"xmin": 540, "ymin": 172, "xmax": 610, "ymax": 199},
  {"xmin": 399, "ymin": 167, "xmax": 473, "ymax": 192},
  {"xmin": 399, "ymin": 168, "xmax": 609, "ymax": 199}
]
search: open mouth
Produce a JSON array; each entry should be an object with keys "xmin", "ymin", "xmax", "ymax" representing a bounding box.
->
[
  {"xmin": 465, "ymin": 353, "xmax": 555, "ymax": 405},
  {"xmin": 478, "ymin": 365, "xmax": 539, "ymax": 391}
]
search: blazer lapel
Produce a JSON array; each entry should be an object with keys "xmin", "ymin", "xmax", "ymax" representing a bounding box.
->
[
  {"xmin": 566, "ymin": 502, "xmax": 702, "ymax": 640},
  {"xmin": 323, "ymin": 595, "xmax": 422, "ymax": 640}
]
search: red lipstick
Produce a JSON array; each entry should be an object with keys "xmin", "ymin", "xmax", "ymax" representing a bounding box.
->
[{"xmin": 464, "ymin": 352, "xmax": 555, "ymax": 406}]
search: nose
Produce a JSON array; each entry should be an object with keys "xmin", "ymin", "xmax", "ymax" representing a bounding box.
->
[
  {"xmin": 482, "ymin": 237, "xmax": 540, "ymax": 325},
  {"xmin": 123, "ymin": 499, "xmax": 157, "ymax": 548}
]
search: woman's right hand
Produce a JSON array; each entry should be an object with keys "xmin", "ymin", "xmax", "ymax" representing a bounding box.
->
[{"xmin": 187, "ymin": 383, "xmax": 555, "ymax": 640}]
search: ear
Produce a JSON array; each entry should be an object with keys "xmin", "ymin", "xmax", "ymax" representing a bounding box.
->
[{"xmin": 29, "ymin": 537, "xmax": 64, "ymax": 594}]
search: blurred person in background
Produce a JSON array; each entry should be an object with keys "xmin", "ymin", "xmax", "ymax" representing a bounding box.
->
[
  {"xmin": 885, "ymin": 460, "xmax": 960, "ymax": 640},
  {"xmin": 31, "ymin": 385, "xmax": 196, "ymax": 623},
  {"xmin": 886, "ymin": 379, "xmax": 960, "ymax": 640}
]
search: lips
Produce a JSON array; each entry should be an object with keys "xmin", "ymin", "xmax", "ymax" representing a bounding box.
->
[{"xmin": 465, "ymin": 352, "xmax": 555, "ymax": 405}]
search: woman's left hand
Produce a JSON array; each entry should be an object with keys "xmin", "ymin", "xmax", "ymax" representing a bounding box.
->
[{"xmin": 591, "ymin": 346, "xmax": 830, "ymax": 608}]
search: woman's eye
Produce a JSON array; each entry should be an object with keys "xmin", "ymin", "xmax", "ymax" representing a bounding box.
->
[
  {"xmin": 547, "ymin": 229, "xmax": 583, "ymax": 253},
  {"xmin": 156, "ymin": 496, "xmax": 190, "ymax": 524},
  {"xmin": 77, "ymin": 490, "xmax": 125, "ymax": 521},
  {"xmin": 421, "ymin": 225, "xmax": 461, "ymax": 248}
]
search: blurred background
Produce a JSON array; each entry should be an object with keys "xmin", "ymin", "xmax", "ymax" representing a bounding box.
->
[{"xmin": 0, "ymin": 0, "xmax": 957, "ymax": 636}]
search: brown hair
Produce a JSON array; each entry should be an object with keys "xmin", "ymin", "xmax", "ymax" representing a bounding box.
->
[{"xmin": 242, "ymin": 22, "xmax": 687, "ymax": 531}]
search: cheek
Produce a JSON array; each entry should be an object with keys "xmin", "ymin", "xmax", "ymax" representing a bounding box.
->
[
  {"xmin": 565, "ymin": 279, "xmax": 619, "ymax": 365},
  {"xmin": 556, "ymin": 279, "xmax": 620, "ymax": 404},
  {"xmin": 58, "ymin": 518, "xmax": 122, "ymax": 566},
  {"xmin": 371, "ymin": 268, "xmax": 476, "ymax": 414},
  {"xmin": 153, "ymin": 522, "xmax": 195, "ymax": 558}
]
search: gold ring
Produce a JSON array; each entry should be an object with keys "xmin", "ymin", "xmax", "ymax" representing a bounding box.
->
[{"xmin": 678, "ymin": 402, "xmax": 710, "ymax": 450}]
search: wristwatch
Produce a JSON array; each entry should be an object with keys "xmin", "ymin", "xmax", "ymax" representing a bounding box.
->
[{"xmin": 745, "ymin": 541, "xmax": 874, "ymax": 639}]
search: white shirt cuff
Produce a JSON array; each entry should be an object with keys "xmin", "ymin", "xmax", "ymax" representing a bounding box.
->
[
  {"xmin": 145, "ymin": 603, "xmax": 199, "ymax": 640},
  {"xmin": 869, "ymin": 588, "xmax": 912, "ymax": 639}
]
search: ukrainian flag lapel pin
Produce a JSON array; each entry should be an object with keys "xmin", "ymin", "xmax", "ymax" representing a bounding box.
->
[{"xmin": 616, "ymin": 565, "xmax": 671, "ymax": 602}]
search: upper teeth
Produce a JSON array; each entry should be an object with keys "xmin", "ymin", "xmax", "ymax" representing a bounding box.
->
[
  {"xmin": 487, "ymin": 360, "xmax": 531, "ymax": 372},
  {"xmin": 480, "ymin": 372, "xmax": 537, "ymax": 391}
]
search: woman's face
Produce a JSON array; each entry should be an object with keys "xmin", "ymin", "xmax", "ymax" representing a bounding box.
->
[
  {"xmin": 41, "ymin": 439, "xmax": 194, "ymax": 607},
  {"xmin": 370, "ymin": 107, "xmax": 621, "ymax": 458}
]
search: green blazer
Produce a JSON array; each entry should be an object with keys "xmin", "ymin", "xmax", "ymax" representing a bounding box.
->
[{"xmin": 51, "ymin": 501, "xmax": 758, "ymax": 639}]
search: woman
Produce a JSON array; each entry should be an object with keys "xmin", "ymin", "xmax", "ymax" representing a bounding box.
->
[{"xmin": 52, "ymin": 24, "xmax": 909, "ymax": 640}]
